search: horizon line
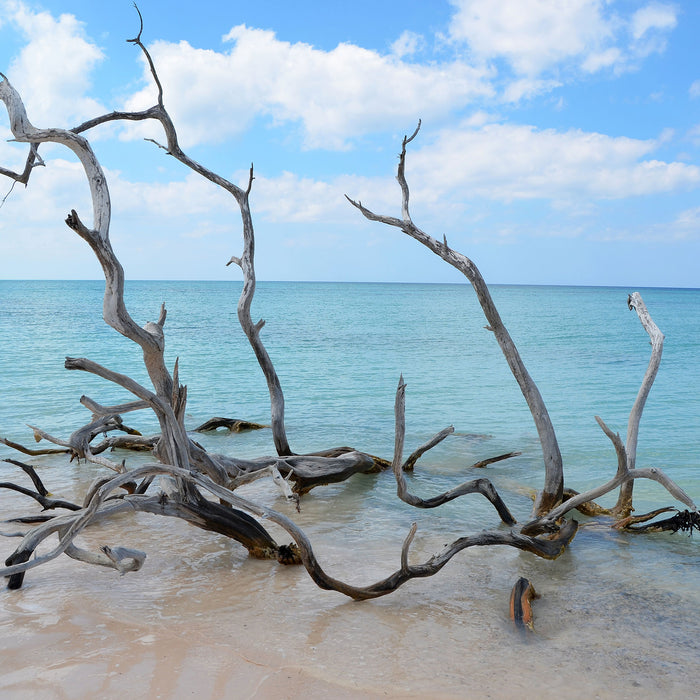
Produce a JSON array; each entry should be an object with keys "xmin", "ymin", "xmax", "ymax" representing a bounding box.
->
[{"xmin": 1, "ymin": 279, "xmax": 699, "ymax": 292}]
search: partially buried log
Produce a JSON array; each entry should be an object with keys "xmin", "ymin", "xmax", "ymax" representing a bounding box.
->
[
  {"xmin": 509, "ymin": 577, "xmax": 540, "ymax": 631},
  {"xmin": 193, "ymin": 417, "xmax": 267, "ymax": 433}
]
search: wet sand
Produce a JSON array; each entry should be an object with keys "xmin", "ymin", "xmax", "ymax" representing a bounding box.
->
[{"xmin": 2, "ymin": 501, "xmax": 699, "ymax": 700}]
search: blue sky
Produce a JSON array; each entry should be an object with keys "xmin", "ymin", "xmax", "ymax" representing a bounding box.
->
[{"xmin": 1, "ymin": 0, "xmax": 699, "ymax": 286}]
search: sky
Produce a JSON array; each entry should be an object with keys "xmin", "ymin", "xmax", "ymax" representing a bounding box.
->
[{"xmin": 0, "ymin": 0, "xmax": 699, "ymax": 286}]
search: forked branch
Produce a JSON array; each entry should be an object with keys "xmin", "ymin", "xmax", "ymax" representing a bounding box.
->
[
  {"xmin": 2, "ymin": 464, "xmax": 577, "ymax": 599},
  {"xmin": 614, "ymin": 292, "xmax": 665, "ymax": 516},
  {"xmin": 392, "ymin": 376, "xmax": 517, "ymax": 525},
  {"xmin": 347, "ymin": 124, "xmax": 563, "ymax": 516}
]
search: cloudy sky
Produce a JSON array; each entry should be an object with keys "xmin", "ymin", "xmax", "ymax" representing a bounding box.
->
[{"xmin": 0, "ymin": 0, "xmax": 699, "ymax": 286}]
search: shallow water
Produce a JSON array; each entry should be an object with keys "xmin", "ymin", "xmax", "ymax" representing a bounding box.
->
[{"xmin": 1, "ymin": 281, "xmax": 699, "ymax": 698}]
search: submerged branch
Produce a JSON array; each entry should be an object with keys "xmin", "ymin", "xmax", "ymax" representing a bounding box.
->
[{"xmin": 392, "ymin": 377, "xmax": 517, "ymax": 525}]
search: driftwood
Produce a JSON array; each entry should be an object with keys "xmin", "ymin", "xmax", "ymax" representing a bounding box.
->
[
  {"xmin": 613, "ymin": 293, "xmax": 665, "ymax": 516},
  {"xmin": 1, "ymin": 462, "xmax": 578, "ymax": 598},
  {"xmin": 0, "ymin": 9, "xmax": 696, "ymax": 615},
  {"xmin": 0, "ymin": 436, "xmax": 69, "ymax": 456},
  {"xmin": 392, "ymin": 376, "xmax": 516, "ymax": 524},
  {"xmin": 347, "ymin": 122, "xmax": 563, "ymax": 516},
  {"xmin": 509, "ymin": 577, "xmax": 539, "ymax": 631},
  {"xmin": 0, "ymin": 459, "xmax": 81, "ymax": 512},
  {"xmin": 192, "ymin": 417, "xmax": 267, "ymax": 433}
]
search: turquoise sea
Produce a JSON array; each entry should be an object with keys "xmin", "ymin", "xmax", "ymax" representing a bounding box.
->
[{"xmin": 1, "ymin": 280, "xmax": 699, "ymax": 698}]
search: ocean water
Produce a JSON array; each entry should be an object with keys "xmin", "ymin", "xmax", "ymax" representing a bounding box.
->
[{"xmin": 1, "ymin": 280, "xmax": 699, "ymax": 698}]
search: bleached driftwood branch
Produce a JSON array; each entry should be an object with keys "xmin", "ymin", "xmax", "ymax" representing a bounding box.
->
[
  {"xmin": 614, "ymin": 292, "xmax": 665, "ymax": 515},
  {"xmin": 347, "ymin": 123, "xmax": 563, "ymax": 515},
  {"xmin": 1, "ymin": 463, "xmax": 577, "ymax": 598},
  {"xmin": 392, "ymin": 376, "xmax": 517, "ymax": 524}
]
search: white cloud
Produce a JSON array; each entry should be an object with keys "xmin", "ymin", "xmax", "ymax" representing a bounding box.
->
[
  {"xmin": 448, "ymin": 0, "xmax": 615, "ymax": 76},
  {"xmin": 448, "ymin": 0, "xmax": 678, "ymax": 78},
  {"xmin": 404, "ymin": 121, "xmax": 700, "ymax": 204},
  {"xmin": 1, "ymin": 0, "xmax": 105, "ymax": 126},
  {"xmin": 581, "ymin": 47, "xmax": 622, "ymax": 73},
  {"xmin": 688, "ymin": 124, "xmax": 700, "ymax": 146},
  {"xmin": 391, "ymin": 31, "xmax": 425, "ymax": 58},
  {"xmin": 672, "ymin": 206, "xmax": 700, "ymax": 239},
  {"xmin": 502, "ymin": 77, "xmax": 561, "ymax": 103},
  {"xmin": 630, "ymin": 3, "xmax": 677, "ymax": 40},
  {"xmin": 123, "ymin": 25, "xmax": 493, "ymax": 149},
  {"xmin": 689, "ymin": 80, "xmax": 700, "ymax": 99}
]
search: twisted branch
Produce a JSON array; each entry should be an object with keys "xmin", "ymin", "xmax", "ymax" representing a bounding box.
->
[
  {"xmin": 347, "ymin": 124, "xmax": 563, "ymax": 515},
  {"xmin": 392, "ymin": 376, "xmax": 517, "ymax": 524}
]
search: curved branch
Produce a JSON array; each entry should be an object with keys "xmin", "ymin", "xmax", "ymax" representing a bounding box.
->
[
  {"xmin": 228, "ymin": 173, "xmax": 292, "ymax": 455},
  {"xmin": 0, "ymin": 142, "xmax": 44, "ymax": 189},
  {"xmin": 0, "ymin": 436, "xmax": 69, "ymax": 456},
  {"xmin": 392, "ymin": 376, "xmax": 517, "ymax": 525},
  {"xmin": 615, "ymin": 292, "xmax": 665, "ymax": 516},
  {"xmin": 347, "ymin": 126, "xmax": 563, "ymax": 515},
  {"xmin": 3, "ymin": 463, "xmax": 577, "ymax": 598},
  {"xmin": 73, "ymin": 14, "xmax": 292, "ymax": 456},
  {"xmin": 402, "ymin": 425, "xmax": 454, "ymax": 471}
]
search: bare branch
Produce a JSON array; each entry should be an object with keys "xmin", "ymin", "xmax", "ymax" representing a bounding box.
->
[
  {"xmin": 0, "ymin": 481, "xmax": 81, "ymax": 512},
  {"xmin": 470, "ymin": 451, "xmax": 522, "ymax": 469},
  {"xmin": 392, "ymin": 377, "xmax": 516, "ymax": 524},
  {"xmin": 0, "ymin": 436, "xmax": 69, "ymax": 456},
  {"xmin": 80, "ymin": 395, "xmax": 149, "ymax": 417},
  {"xmin": 615, "ymin": 292, "xmax": 665, "ymax": 515},
  {"xmin": 348, "ymin": 128, "xmax": 563, "ymax": 515},
  {"xmin": 402, "ymin": 426, "xmax": 454, "ymax": 471}
]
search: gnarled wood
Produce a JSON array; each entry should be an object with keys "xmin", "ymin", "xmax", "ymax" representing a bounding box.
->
[
  {"xmin": 2, "ymin": 463, "xmax": 576, "ymax": 596},
  {"xmin": 392, "ymin": 376, "xmax": 517, "ymax": 524},
  {"xmin": 347, "ymin": 124, "xmax": 563, "ymax": 516},
  {"xmin": 614, "ymin": 292, "xmax": 665, "ymax": 517},
  {"xmin": 193, "ymin": 417, "xmax": 267, "ymax": 433}
]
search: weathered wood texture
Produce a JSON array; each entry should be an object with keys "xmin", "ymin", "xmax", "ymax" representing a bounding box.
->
[
  {"xmin": 614, "ymin": 292, "xmax": 665, "ymax": 516},
  {"xmin": 392, "ymin": 376, "xmax": 517, "ymax": 524},
  {"xmin": 347, "ymin": 123, "xmax": 563, "ymax": 516}
]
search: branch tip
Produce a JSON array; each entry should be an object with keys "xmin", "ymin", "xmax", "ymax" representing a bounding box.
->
[
  {"xmin": 128, "ymin": 3, "xmax": 144, "ymax": 45},
  {"xmin": 246, "ymin": 163, "xmax": 254, "ymax": 196},
  {"xmin": 403, "ymin": 119, "xmax": 421, "ymax": 147}
]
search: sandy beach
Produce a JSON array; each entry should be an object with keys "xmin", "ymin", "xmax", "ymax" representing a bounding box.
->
[{"xmin": 2, "ymin": 503, "xmax": 699, "ymax": 700}]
